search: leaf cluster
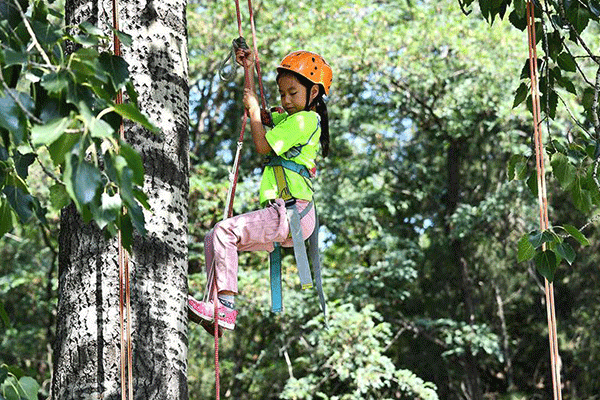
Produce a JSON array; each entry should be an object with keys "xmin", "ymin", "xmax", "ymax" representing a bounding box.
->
[{"xmin": 0, "ymin": 0, "xmax": 157, "ymax": 248}]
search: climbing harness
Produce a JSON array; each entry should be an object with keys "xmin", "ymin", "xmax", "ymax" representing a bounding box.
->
[
  {"xmin": 264, "ymin": 155, "xmax": 327, "ymax": 318},
  {"xmin": 526, "ymin": 1, "xmax": 562, "ymax": 399},
  {"xmin": 112, "ymin": 0, "xmax": 133, "ymax": 399}
]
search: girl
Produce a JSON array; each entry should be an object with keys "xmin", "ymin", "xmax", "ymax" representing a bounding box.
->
[{"xmin": 188, "ymin": 49, "xmax": 332, "ymax": 335}]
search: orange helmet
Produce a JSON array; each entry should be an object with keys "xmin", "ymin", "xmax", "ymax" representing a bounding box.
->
[{"xmin": 277, "ymin": 51, "xmax": 332, "ymax": 95}]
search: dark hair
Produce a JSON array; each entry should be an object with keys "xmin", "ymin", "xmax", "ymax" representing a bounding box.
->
[{"xmin": 277, "ymin": 71, "xmax": 330, "ymax": 158}]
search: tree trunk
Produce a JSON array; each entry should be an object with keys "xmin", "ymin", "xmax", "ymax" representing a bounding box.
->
[
  {"xmin": 446, "ymin": 139, "xmax": 482, "ymax": 400},
  {"xmin": 52, "ymin": 0, "xmax": 189, "ymax": 399}
]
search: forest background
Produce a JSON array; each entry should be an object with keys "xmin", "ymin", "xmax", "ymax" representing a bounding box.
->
[{"xmin": 1, "ymin": 0, "xmax": 600, "ymax": 399}]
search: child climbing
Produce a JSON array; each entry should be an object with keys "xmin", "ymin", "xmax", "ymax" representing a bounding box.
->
[{"xmin": 188, "ymin": 48, "xmax": 332, "ymax": 335}]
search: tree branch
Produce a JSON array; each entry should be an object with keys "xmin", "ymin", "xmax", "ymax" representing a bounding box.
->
[{"xmin": 12, "ymin": 0, "xmax": 54, "ymax": 68}]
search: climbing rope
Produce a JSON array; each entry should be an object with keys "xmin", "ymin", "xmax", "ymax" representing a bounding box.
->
[
  {"xmin": 526, "ymin": 1, "xmax": 562, "ymax": 399},
  {"xmin": 205, "ymin": 0, "xmax": 268, "ymax": 398},
  {"xmin": 112, "ymin": 0, "xmax": 134, "ymax": 399}
]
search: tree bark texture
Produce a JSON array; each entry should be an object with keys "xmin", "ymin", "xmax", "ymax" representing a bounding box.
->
[{"xmin": 53, "ymin": 0, "xmax": 189, "ymax": 399}]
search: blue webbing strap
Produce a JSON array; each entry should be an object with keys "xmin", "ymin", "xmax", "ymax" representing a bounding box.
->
[{"xmin": 270, "ymin": 243, "xmax": 283, "ymax": 313}]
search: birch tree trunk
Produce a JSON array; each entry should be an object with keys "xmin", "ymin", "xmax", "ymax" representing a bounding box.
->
[{"xmin": 52, "ymin": 0, "xmax": 189, "ymax": 399}]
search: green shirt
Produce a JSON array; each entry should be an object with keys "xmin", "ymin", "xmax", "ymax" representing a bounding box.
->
[{"xmin": 259, "ymin": 110, "xmax": 321, "ymax": 206}]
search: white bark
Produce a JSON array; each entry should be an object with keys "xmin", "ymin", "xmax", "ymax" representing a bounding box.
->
[{"xmin": 53, "ymin": 0, "xmax": 189, "ymax": 399}]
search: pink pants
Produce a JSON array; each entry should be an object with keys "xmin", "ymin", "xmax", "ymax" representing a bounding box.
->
[{"xmin": 205, "ymin": 199, "xmax": 315, "ymax": 294}]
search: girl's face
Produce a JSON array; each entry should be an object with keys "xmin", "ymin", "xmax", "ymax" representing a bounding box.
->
[{"xmin": 277, "ymin": 74, "xmax": 318, "ymax": 115}]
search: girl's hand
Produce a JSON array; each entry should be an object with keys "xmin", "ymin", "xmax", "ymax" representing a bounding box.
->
[
  {"xmin": 243, "ymin": 87, "xmax": 260, "ymax": 114},
  {"xmin": 235, "ymin": 48, "xmax": 254, "ymax": 69}
]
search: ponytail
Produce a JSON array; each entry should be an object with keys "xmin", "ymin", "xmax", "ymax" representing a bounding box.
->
[{"xmin": 314, "ymin": 97, "xmax": 329, "ymax": 158}]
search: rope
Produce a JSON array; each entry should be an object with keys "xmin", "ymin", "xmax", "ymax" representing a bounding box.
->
[
  {"xmin": 208, "ymin": 1, "xmax": 267, "ymax": 398},
  {"xmin": 113, "ymin": 0, "xmax": 133, "ymax": 399},
  {"xmin": 526, "ymin": 2, "xmax": 562, "ymax": 399}
]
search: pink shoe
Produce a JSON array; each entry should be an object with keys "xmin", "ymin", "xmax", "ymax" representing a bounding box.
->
[{"xmin": 188, "ymin": 295, "xmax": 238, "ymax": 331}]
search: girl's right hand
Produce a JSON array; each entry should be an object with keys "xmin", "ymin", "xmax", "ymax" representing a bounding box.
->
[{"xmin": 235, "ymin": 48, "xmax": 254, "ymax": 69}]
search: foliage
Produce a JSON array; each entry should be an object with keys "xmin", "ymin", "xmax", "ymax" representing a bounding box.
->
[
  {"xmin": 460, "ymin": 0, "xmax": 600, "ymax": 280},
  {"xmin": 0, "ymin": 364, "xmax": 40, "ymax": 400},
  {"xmin": 0, "ymin": 0, "xmax": 157, "ymax": 249}
]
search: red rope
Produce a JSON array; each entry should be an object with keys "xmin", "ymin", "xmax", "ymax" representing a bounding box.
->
[
  {"xmin": 213, "ymin": 1, "xmax": 266, "ymax": 398},
  {"xmin": 113, "ymin": 0, "xmax": 133, "ymax": 399},
  {"xmin": 526, "ymin": 2, "xmax": 562, "ymax": 399}
]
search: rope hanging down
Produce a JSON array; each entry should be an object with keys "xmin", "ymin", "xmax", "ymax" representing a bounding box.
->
[
  {"xmin": 112, "ymin": 0, "xmax": 133, "ymax": 399},
  {"xmin": 526, "ymin": 2, "xmax": 562, "ymax": 399},
  {"xmin": 205, "ymin": 0, "xmax": 267, "ymax": 398}
]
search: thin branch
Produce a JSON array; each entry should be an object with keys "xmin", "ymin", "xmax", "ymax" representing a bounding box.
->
[
  {"xmin": 28, "ymin": 138, "xmax": 64, "ymax": 185},
  {"xmin": 556, "ymin": 93, "xmax": 592, "ymax": 137},
  {"xmin": 11, "ymin": 0, "xmax": 53, "ymax": 67},
  {"xmin": 592, "ymin": 66, "xmax": 600, "ymax": 140},
  {"xmin": 554, "ymin": 0, "xmax": 600, "ymax": 67}
]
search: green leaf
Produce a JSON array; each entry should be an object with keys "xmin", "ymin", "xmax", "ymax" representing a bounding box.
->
[
  {"xmin": 127, "ymin": 202, "xmax": 146, "ymax": 236},
  {"xmin": 526, "ymin": 171, "xmax": 538, "ymax": 197},
  {"xmin": 40, "ymin": 70, "xmax": 71, "ymax": 93},
  {"xmin": 18, "ymin": 376, "xmax": 40, "ymax": 400},
  {"xmin": 557, "ymin": 52, "xmax": 577, "ymax": 72},
  {"xmin": 563, "ymin": 224, "xmax": 590, "ymax": 246},
  {"xmin": 89, "ymin": 117, "xmax": 115, "ymax": 139},
  {"xmin": 0, "ymin": 195, "xmax": 15, "ymax": 237},
  {"xmin": 49, "ymin": 183, "xmax": 71, "ymax": 210},
  {"xmin": 2, "ymin": 185, "xmax": 35, "ymax": 223},
  {"xmin": 571, "ymin": 174, "xmax": 592, "ymax": 213},
  {"xmin": 567, "ymin": 5, "xmax": 590, "ymax": 33},
  {"xmin": 114, "ymin": 29, "xmax": 133, "ymax": 47},
  {"xmin": 534, "ymin": 249, "xmax": 558, "ymax": 282},
  {"xmin": 31, "ymin": 117, "xmax": 70, "ymax": 146},
  {"xmin": 74, "ymin": 161, "xmax": 102, "ymax": 205},
  {"xmin": 79, "ymin": 21, "xmax": 104, "ymax": 36},
  {"xmin": 550, "ymin": 152, "xmax": 576, "ymax": 190},
  {"xmin": 557, "ymin": 76, "xmax": 577, "ymax": 95},
  {"xmin": 113, "ymin": 103, "xmax": 159, "ymax": 133},
  {"xmin": 93, "ymin": 191, "xmax": 122, "ymax": 229},
  {"xmin": 508, "ymin": 9, "xmax": 527, "ymax": 30},
  {"xmin": 3, "ymin": 48, "xmax": 27, "ymax": 66},
  {"xmin": 508, "ymin": 154, "xmax": 528, "ymax": 180},
  {"xmin": 119, "ymin": 212, "xmax": 134, "ymax": 251},
  {"xmin": 14, "ymin": 152, "xmax": 36, "ymax": 179},
  {"xmin": 517, "ymin": 233, "xmax": 535, "ymax": 262},
  {"xmin": 0, "ymin": 90, "xmax": 34, "ymax": 145},
  {"xmin": 31, "ymin": 20, "xmax": 61, "ymax": 46},
  {"xmin": 512, "ymin": 82, "xmax": 528, "ymax": 108},
  {"xmin": 70, "ymin": 48, "xmax": 108, "ymax": 84},
  {"xmin": 98, "ymin": 52, "xmax": 129, "ymax": 91},
  {"xmin": 119, "ymin": 143, "xmax": 144, "ymax": 186},
  {"xmin": 528, "ymin": 229, "xmax": 555, "ymax": 248},
  {"xmin": 555, "ymin": 241, "xmax": 575, "ymax": 265},
  {"xmin": 48, "ymin": 132, "xmax": 80, "ymax": 166}
]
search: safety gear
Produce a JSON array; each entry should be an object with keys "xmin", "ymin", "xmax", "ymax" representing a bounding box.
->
[
  {"xmin": 264, "ymin": 155, "xmax": 327, "ymax": 319},
  {"xmin": 277, "ymin": 51, "xmax": 333, "ymax": 95}
]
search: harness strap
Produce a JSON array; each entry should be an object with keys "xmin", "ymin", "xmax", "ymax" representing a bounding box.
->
[
  {"xmin": 308, "ymin": 205, "xmax": 327, "ymax": 320},
  {"xmin": 287, "ymin": 203, "xmax": 313, "ymax": 290},
  {"xmin": 269, "ymin": 243, "xmax": 283, "ymax": 313}
]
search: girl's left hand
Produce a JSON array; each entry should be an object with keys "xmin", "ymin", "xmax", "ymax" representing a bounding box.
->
[{"xmin": 243, "ymin": 87, "xmax": 260, "ymax": 114}]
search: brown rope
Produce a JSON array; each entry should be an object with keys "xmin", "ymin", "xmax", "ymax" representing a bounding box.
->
[
  {"xmin": 526, "ymin": 2, "xmax": 562, "ymax": 398},
  {"xmin": 113, "ymin": 0, "xmax": 134, "ymax": 398}
]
